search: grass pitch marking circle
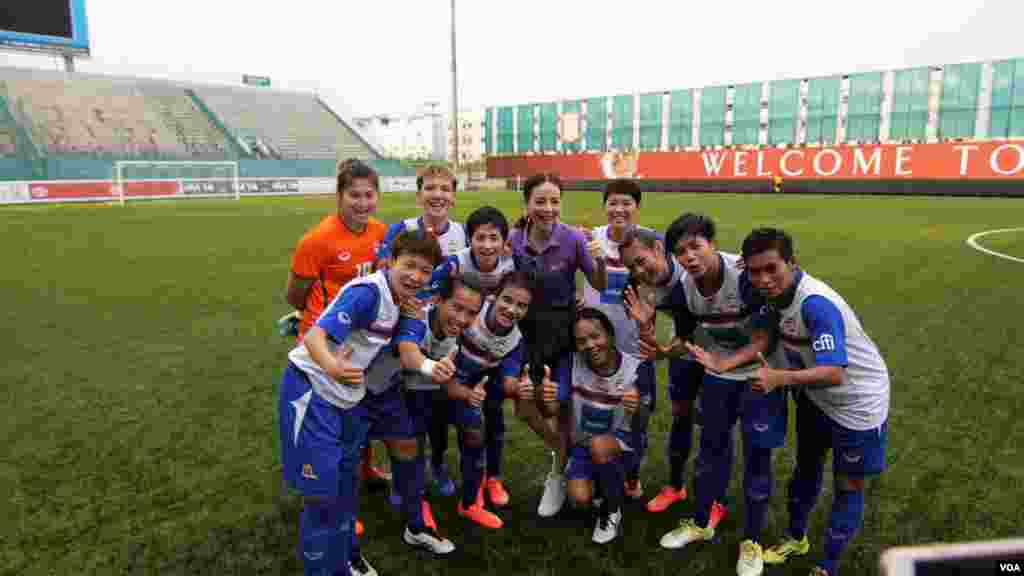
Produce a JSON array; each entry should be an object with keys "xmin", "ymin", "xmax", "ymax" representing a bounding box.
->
[{"xmin": 965, "ymin": 227, "xmax": 1024, "ymax": 264}]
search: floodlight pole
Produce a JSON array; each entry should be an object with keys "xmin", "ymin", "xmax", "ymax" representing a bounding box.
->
[{"xmin": 450, "ymin": 0, "xmax": 459, "ymax": 172}]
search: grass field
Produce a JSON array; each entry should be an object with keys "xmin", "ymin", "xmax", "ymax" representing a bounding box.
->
[{"xmin": 3, "ymin": 190, "xmax": 1024, "ymax": 576}]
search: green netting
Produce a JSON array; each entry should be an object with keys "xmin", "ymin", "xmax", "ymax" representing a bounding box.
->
[
  {"xmin": 497, "ymin": 107, "xmax": 515, "ymax": 154},
  {"xmin": 700, "ymin": 86, "xmax": 726, "ymax": 147},
  {"xmin": 806, "ymin": 77, "xmax": 840, "ymax": 144},
  {"xmin": 539, "ymin": 103, "xmax": 557, "ymax": 152},
  {"xmin": 667, "ymin": 90, "xmax": 692, "ymax": 148},
  {"xmin": 991, "ymin": 58, "xmax": 1024, "ymax": 138},
  {"xmin": 612, "ymin": 95, "xmax": 634, "ymax": 150},
  {"xmin": 938, "ymin": 63, "xmax": 981, "ymax": 139},
  {"xmin": 517, "ymin": 105, "xmax": 535, "ymax": 153},
  {"xmin": 768, "ymin": 79, "xmax": 799, "ymax": 145},
  {"xmin": 732, "ymin": 83, "xmax": 761, "ymax": 145},
  {"xmin": 890, "ymin": 68, "xmax": 930, "ymax": 141},
  {"xmin": 638, "ymin": 93, "xmax": 663, "ymax": 150},
  {"xmin": 484, "ymin": 108, "xmax": 493, "ymax": 154},
  {"xmin": 846, "ymin": 72, "xmax": 883, "ymax": 142},
  {"xmin": 560, "ymin": 100, "xmax": 582, "ymax": 152},
  {"xmin": 586, "ymin": 97, "xmax": 607, "ymax": 152}
]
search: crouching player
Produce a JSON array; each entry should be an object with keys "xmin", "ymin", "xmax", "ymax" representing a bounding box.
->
[
  {"xmin": 278, "ymin": 230, "xmax": 442, "ymax": 576},
  {"xmin": 388, "ymin": 278, "xmax": 485, "ymax": 554},
  {"xmin": 537, "ymin": 308, "xmax": 641, "ymax": 544},
  {"xmin": 690, "ymin": 228, "xmax": 890, "ymax": 576},
  {"xmin": 445, "ymin": 271, "xmax": 535, "ymax": 529}
]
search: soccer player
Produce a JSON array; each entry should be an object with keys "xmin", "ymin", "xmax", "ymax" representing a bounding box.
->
[
  {"xmin": 627, "ymin": 214, "xmax": 787, "ymax": 576},
  {"xmin": 376, "ymin": 163, "xmax": 467, "ymax": 493},
  {"xmin": 579, "ymin": 179, "xmax": 659, "ymax": 500},
  {"xmin": 508, "ymin": 173, "xmax": 607, "ymax": 518},
  {"xmin": 539, "ymin": 307, "xmax": 642, "ymax": 544},
  {"xmin": 278, "ymin": 230, "xmax": 443, "ymax": 576},
  {"xmin": 688, "ymin": 228, "xmax": 890, "ymax": 576},
  {"xmin": 425, "ymin": 206, "xmax": 517, "ymax": 505},
  {"xmin": 446, "ymin": 271, "xmax": 536, "ymax": 529},
  {"xmin": 616, "ymin": 226, "xmax": 702, "ymax": 514},
  {"xmin": 386, "ymin": 278, "xmax": 485, "ymax": 555}
]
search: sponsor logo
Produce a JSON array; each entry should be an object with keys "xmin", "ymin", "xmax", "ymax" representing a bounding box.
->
[
  {"xmin": 304, "ymin": 551, "xmax": 325, "ymax": 561},
  {"xmin": 840, "ymin": 451, "xmax": 862, "ymax": 464},
  {"xmin": 30, "ymin": 186, "xmax": 48, "ymax": 199},
  {"xmin": 338, "ymin": 251, "xmax": 352, "ymax": 262},
  {"xmin": 753, "ymin": 423, "xmax": 770, "ymax": 433},
  {"xmin": 813, "ymin": 334, "xmax": 836, "ymax": 352},
  {"xmin": 337, "ymin": 312, "xmax": 352, "ymax": 325},
  {"xmin": 302, "ymin": 463, "xmax": 319, "ymax": 480},
  {"xmin": 1000, "ymin": 563, "xmax": 1021, "ymax": 572}
]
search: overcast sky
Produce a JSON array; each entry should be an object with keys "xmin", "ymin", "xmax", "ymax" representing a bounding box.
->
[{"xmin": 1, "ymin": 0, "xmax": 1022, "ymax": 120}]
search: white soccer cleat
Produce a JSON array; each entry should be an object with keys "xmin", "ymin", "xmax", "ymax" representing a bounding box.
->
[
  {"xmin": 592, "ymin": 508, "xmax": 622, "ymax": 544},
  {"xmin": 403, "ymin": 525, "xmax": 456, "ymax": 555},
  {"xmin": 537, "ymin": 471, "xmax": 567, "ymax": 517},
  {"xmin": 737, "ymin": 539, "xmax": 765, "ymax": 576},
  {"xmin": 659, "ymin": 518, "xmax": 714, "ymax": 549},
  {"xmin": 348, "ymin": 554, "xmax": 378, "ymax": 576}
]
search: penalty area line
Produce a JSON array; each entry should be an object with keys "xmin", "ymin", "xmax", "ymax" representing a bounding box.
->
[{"xmin": 965, "ymin": 227, "xmax": 1024, "ymax": 264}]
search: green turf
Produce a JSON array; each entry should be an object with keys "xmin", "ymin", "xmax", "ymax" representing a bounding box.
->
[
  {"xmin": 3, "ymin": 191, "xmax": 1024, "ymax": 575},
  {"xmin": 972, "ymin": 227, "xmax": 1024, "ymax": 260}
]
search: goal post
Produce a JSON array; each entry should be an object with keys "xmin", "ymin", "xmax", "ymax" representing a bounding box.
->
[{"xmin": 114, "ymin": 160, "xmax": 240, "ymax": 205}]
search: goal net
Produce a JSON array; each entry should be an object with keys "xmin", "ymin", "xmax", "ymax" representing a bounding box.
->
[{"xmin": 114, "ymin": 160, "xmax": 240, "ymax": 205}]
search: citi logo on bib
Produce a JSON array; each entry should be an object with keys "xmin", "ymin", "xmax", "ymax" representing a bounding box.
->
[{"xmin": 813, "ymin": 334, "xmax": 836, "ymax": 352}]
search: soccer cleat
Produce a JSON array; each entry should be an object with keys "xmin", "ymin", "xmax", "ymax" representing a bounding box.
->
[
  {"xmin": 592, "ymin": 507, "xmax": 623, "ymax": 544},
  {"xmin": 763, "ymin": 534, "xmax": 810, "ymax": 565},
  {"xmin": 355, "ymin": 519, "xmax": 365, "ymax": 536},
  {"xmin": 708, "ymin": 500, "xmax": 729, "ymax": 529},
  {"xmin": 457, "ymin": 501, "xmax": 504, "ymax": 529},
  {"xmin": 736, "ymin": 540, "xmax": 765, "ymax": 576},
  {"xmin": 432, "ymin": 463, "xmax": 456, "ymax": 497},
  {"xmin": 403, "ymin": 525, "xmax": 456, "ymax": 555},
  {"xmin": 659, "ymin": 518, "xmax": 714, "ymax": 549},
  {"xmin": 646, "ymin": 486, "xmax": 687, "ymax": 512},
  {"xmin": 361, "ymin": 461, "xmax": 392, "ymax": 485},
  {"xmin": 486, "ymin": 477, "xmax": 510, "ymax": 507},
  {"xmin": 537, "ymin": 472, "xmax": 567, "ymax": 517},
  {"xmin": 421, "ymin": 499, "xmax": 438, "ymax": 531},
  {"xmin": 809, "ymin": 568, "xmax": 830, "ymax": 576},
  {"xmin": 348, "ymin": 554, "xmax": 378, "ymax": 576},
  {"xmin": 624, "ymin": 479, "xmax": 644, "ymax": 500}
]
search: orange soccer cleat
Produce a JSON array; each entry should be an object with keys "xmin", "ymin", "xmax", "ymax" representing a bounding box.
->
[{"xmin": 646, "ymin": 485, "xmax": 688, "ymax": 513}]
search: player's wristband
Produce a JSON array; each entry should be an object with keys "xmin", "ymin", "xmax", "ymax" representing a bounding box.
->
[{"xmin": 419, "ymin": 358, "xmax": 437, "ymax": 377}]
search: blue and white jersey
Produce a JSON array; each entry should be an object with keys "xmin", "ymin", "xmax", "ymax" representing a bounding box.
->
[
  {"xmin": 378, "ymin": 217, "xmax": 467, "ymax": 261},
  {"xmin": 426, "ymin": 247, "xmax": 516, "ymax": 299},
  {"xmin": 582, "ymin": 225, "xmax": 654, "ymax": 356},
  {"xmin": 558, "ymin": 351, "xmax": 642, "ymax": 446},
  {"xmin": 454, "ymin": 300, "xmax": 523, "ymax": 387},
  {"xmin": 288, "ymin": 270, "xmax": 401, "ymax": 409},
  {"xmin": 669, "ymin": 252, "xmax": 763, "ymax": 380},
  {"xmin": 772, "ymin": 271, "xmax": 890, "ymax": 430},
  {"xmin": 392, "ymin": 304, "xmax": 460, "ymax": 392}
]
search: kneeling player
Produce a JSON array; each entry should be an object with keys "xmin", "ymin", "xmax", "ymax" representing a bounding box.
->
[
  {"xmin": 539, "ymin": 308, "xmax": 641, "ymax": 544},
  {"xmin": 278, "ymin": 230, "xmax": 442, "ymax": 576}
]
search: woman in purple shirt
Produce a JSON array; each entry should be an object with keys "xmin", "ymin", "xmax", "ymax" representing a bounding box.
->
[{"xmin": 509, "ymin": 172, "xmax": 608, "ymax": 517}]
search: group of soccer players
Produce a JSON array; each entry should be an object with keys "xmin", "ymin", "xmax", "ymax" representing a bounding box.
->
[{"xmin": 277, "ymin": 159, "xmax": 891, "ymax": 576}]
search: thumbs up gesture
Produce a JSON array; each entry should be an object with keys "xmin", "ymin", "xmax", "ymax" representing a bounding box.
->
[
  {"xmin": 541, "ymin": 365, "xmax": 558, "ymax": 406},
  {"xmin": 332, "ymin": 344, "xmax": 364, "ymax": 388},
  {"xmin": 749, "ymin": 352, "xmax": 785, "ymax": 394},
  {"xmin": 622, "ymin": 386, "xmax": 640, "ymax": 416},
  {"xmin": 468, "ymin": 377, "xmax": 487, "ymax": 408},
  {"xmin": 430, "ymin": 349, "xmax": 457, "ymax": 385},
  {"xmin": 516, "ymin": 364, "xmax": 534, "ymax": 401}
]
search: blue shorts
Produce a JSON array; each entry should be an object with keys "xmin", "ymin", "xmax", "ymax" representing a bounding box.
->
[
  {"xmin": 405, "ymin": 388, "xmax": 437, "ymax": 438},
  {"xmin": 701, "ymin": 373, "xmax": 788, "ymax": 449},
  {"xmin": 667, "ymin": 358, "xmax": 704, "ymax": 403},
  {"xmin": 636, "ymin": 359, "xmax": 657, "ymax": 413},
  {"xmin": 565, "ymin": 430, "xmax": 631, "ymax": 481},
  {"xmin": 452, "ymin": 396, "xmax": 483, "ymax": 430},
  {"xmin": 358, "ymin": 385, "xmax": 415, "ymax": 441},
  {"xmin": 279, "ymin": 364, "xmax": 369, "ymax": 497},
  {"xmin": 796, "ymin": 391, "xmax": 887, "ymax": 478}
]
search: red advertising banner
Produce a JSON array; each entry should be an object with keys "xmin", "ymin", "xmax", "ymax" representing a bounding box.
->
[
  {"xmin": 488, "ymin": 141, "xmax": 1024, "ymax": 181},
  {"xmin": 28, "ymin": 181, "xmax": 115, "ymax": 200}
]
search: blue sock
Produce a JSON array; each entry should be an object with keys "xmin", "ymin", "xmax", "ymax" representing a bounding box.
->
[
  {"xmin": 485, "ymin": 401, "xmax": 505, "ymax": 477},
  {"xmin": 743, "ymin": 441, "xmax": 773, "ymax": 542},
  {"xmin": 460, "ymin": 436, "xmax": 485, "ymax": 508},
  {"xmin": 787, "ymin": 459, "xmax": 825, "ymax": 540},
  {"xmin": 694, "ymin": 423, "xmax": 734, "ymax": 527},
  {"xmin": 821, "ymin": 489, "xmax": 864, "ymax": 576},
  {"xmin": 596, "ymin": 458, "xmax": 625, "ymax": 513},
  {"xmin": 300, "ymin": 499, "xmax": 346, "ymax": 576},
  {"xmin": 415, "ymin": 453, "xmax": 427, "ymax": 498},
  {"xmin": 669, "ymin": 414, "xmax": 694, "ymax": 489},
  {"xmin": 628, "ymin": 431, "xmax": 647, "ymax": 481},
  {"xmin": 392, "ymin": 458, "xmax": 423, "ymax": 531}
]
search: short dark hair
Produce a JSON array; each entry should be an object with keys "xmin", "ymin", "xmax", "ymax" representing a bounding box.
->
[
  {"xmin": 439, "ymin": 276, "xmax": 483, "ymax": 304},
  {"xmin": 575, "ymin": 307, "xmax": 617, "ymax": 349},
  {"xmin": 495, "ymin": 270, "xmax": 536, "ymax": 300},
  {"xmin": 664, "ymin": 213, "xmax": 716, "ymax": 255},
  {"xmin": 741, "ymin": 228, "xmax": 794, "ymax": 262},
  {"xmin": 602, "ymin": 179, "xmax": 642, "ymax": 205},
  {"xmin": 466, "ymin": 206, "xmax": 510, "ymax": 240},
  {"xmin": 619, "ymin": 225, "xmax": 660, "ymax": 253},
  {"xmin": 337, "ymin": 159, "xmax": 379, "ymax": 193},
  {"xmin": 390, "ymin": 229, "xmax": 444, "ymax": 266}
]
